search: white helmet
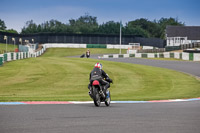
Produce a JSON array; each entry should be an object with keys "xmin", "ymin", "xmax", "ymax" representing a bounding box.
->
[{"xmin": 94, "ymin": 62, "xmax": 102, "ymax": 69}]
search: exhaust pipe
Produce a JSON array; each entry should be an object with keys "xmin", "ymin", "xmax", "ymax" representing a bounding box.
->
[{"xmin": 88, "ymin": 91, "xmax": 93, "ymax": 98}]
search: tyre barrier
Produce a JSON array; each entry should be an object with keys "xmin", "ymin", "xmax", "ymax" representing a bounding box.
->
[
  {"xmin": 0, "ymin": 45, "xmax": 47, "ymax": 67},
  {"xmin": 100, "ymin": 52, "xmax": 200, "ymax": 61}
]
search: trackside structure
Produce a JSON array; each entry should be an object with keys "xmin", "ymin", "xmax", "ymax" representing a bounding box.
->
[
  {"xmin": 0, "ymin": 45, "xmax": 47, "ymax": 66},
  {"xmin": 166, "ymin": 26, "xmax": 200, "ymax": 46}
]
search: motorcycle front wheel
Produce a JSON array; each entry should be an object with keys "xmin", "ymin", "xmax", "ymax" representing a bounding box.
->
[{"xmin": 105, "ymin": 90, "xmax": 111, "ymax": 106}]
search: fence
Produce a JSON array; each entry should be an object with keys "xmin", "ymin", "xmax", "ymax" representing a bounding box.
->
[
  {"xmin": 137, "ymin": 48, "xmax": 165, "ymax": 53},
  {"xmin": 0, "ymin": 31, "xmax": 166, "ymax": 48},
  {"xmin": 43, "ymin": 43, "xmax": 134, "ymax": 49},
  {"xmin": 165, "ymin": 42, "xmax": 200, "ymax": 51}
]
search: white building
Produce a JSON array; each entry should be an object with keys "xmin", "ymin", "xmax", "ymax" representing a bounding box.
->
[{"xmin": 166, "ymin": 26, "xmax": 200, "ymax": 46}]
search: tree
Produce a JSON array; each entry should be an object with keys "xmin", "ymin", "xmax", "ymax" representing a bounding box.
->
[
  {"xmin": 158, "ymin": 17, "xmax": 185, "ymax": 39},
  {"xmin": 21, "ymin": 20, "xmax": 37, "ymax": 34},
  {"xmin": 6, "ymin": 29, "xmax": 18, "ymax": 34},
  {"xmin": 98, "ymin": 21, "xmax": 120, "ymax": 34},
  {"xmin": 124, "ymin": 25, "xmax": 150, "ymax": 38},
  {"xmin": 0, "ymin": 19, "xmax": 7, "ymax": 30},
  {"xmin": 19, "ymin": 15, "xmax": 185, "ymax": 39},
  {"xmin": 68, "ymin": 14, "xmax": 98, "ymax": 34},
  {"xmin": 127, "ymin": 18, "xmax": 160, "ymax": 38}
]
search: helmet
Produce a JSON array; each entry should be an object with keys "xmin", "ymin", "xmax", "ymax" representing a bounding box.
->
[{"xmin": 94, "ymin": 62, "xmax": 102, "ymax": 69}]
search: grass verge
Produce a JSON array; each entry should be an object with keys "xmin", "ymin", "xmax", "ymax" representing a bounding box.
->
[
  {"xmin": 0, "ymin": 43, "xmax": 16, "ymax": 54},
  {"xmin": 0, "ymin": 48, "xmax": 200, "ymax": 101}
]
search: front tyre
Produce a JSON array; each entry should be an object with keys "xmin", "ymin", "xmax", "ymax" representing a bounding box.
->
[
  {"xmin": 105, "ymin": 89, "xmax": 111, "ymax": 106},
  {"xmin": 93, "ymin": 87, "xmax": 101, "ymax": 107}
]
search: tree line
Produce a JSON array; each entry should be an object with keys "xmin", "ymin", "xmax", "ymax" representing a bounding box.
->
[
  {"xmin": 0, "ymin": 14, "xmax": 184, "ymax": 39},
  {"xmin": 0, "ymin": 19, "xmax": 18, "ymax": 34}
]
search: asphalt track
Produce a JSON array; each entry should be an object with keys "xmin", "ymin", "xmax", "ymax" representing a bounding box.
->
[
  {"xmin": 1, "ymin": 102, "xmax": 200, "ymax": 133},
  {"xmin": 1, "ymin": 57, "xmax": 200, "ymax": 133},
  {"xmin": 97, "ymin": 56, "xmax": 200, "ymax": 78}
]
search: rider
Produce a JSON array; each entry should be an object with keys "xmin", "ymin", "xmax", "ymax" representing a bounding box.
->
[
  {"xmin": 86, "ymin": 49, "xmax": 90, "ymax": 58},
  {"xmin": 88, "ymin": 62, "xmax": 112, "ymax": 94}
]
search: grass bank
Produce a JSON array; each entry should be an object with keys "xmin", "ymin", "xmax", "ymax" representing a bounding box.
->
[
  {"xmin": 0, "ymin": 48, "xmax": 200, "ymax": 101},
  {"xmin": 0, "ymin": 43, "xmax": 16, "ymax": 54},
  {"xmin": 42, "ymin": 48, "xmax": 127, "ymax": 57}
]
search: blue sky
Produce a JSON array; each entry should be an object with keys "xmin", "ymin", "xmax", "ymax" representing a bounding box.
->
[{"xmin": 1, "ymin": 0, "xmax": 200, "ymax": 32}]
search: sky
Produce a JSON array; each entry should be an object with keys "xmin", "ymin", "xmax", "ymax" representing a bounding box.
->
[{"xmin": 1, "ymin": 0, "xmax": 200, "ymax": 33}]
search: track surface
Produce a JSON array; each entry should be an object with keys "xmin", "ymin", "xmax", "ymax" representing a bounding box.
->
[
  {"xmin": 1, "ymin": 102, "xmax": 200, "ymax": 133},
  {"xmin": 98, "ymin": 56, "xmax": 200, "ymax": 77},
  {"xmin": 1, "ymin": 56, "xmax": 200, "ymax": 133}
]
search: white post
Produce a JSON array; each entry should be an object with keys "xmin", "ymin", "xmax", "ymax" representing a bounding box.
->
[
  {"xmin": 6, "ymin": 38, "xmax": 7, "ymax": 53},
  {"xmin": 19, "ymin": 38, "xmax": 22, "ymax": 45},
  {"xmin": 4, "ymin": 36, "xmax": 7, "ymax": 53},
  {"xmin": 12, "ymin": 38, "xmax": 15, "ymax": 51},
  {"xmin": 119, "ymin": 20, "xmax": 122, "ymax": 54}
]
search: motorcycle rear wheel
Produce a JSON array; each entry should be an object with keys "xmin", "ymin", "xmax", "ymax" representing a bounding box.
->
[{"xmin": 93, "ymin": 87, "xmax": 101, "ymax": 107}]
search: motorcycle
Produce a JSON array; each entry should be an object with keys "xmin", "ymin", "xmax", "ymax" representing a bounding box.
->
[{"xmin": 89, "ymin": 80, "xmax": 111, "ymax": 107}]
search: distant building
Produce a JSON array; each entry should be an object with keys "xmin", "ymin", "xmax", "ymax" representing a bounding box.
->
[
  {"xmin": 19, "ymin": 43, "xmax": 38, "ymax": 53},
  {"xmin": 166, "ymin": 26, "xmax": 200, "ymax": 46}
]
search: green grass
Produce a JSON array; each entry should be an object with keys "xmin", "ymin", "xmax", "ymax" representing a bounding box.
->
[
  {"xmin": 0, "ymin": 48, "xmax": 200, "ymax": 101},
  {"xmin": 42, "ymin": 48, "xmax": 127, "ymax": 57},
  {"xmin": 0, "ymin": 43, "xmax": 17, "ymax": 54}
]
